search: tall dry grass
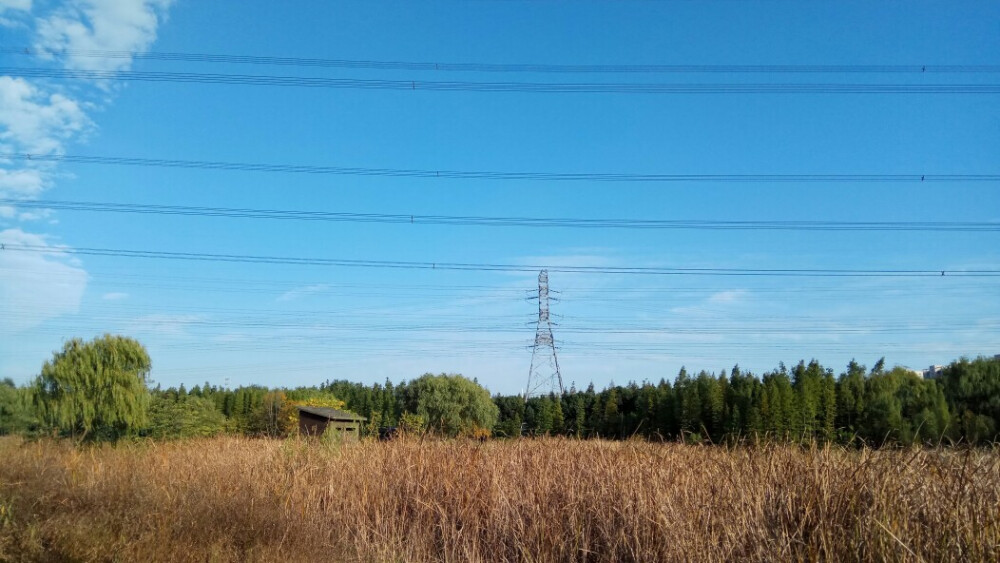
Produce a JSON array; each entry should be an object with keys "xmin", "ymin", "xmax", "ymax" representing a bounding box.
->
[{"xmin": 0, "ymin": 436, "xmax": 997, "ymax": 562}]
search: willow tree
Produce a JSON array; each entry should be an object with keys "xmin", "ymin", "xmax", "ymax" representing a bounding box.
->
[
  {"xmin": 32, "ymin": 335, "xmax": 152, "ymax": 441},
  {"xmin": 401, "ymin": 374, "xmax": 499, "ymax": 437}
]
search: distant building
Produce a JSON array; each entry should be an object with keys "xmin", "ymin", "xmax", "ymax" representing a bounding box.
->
[
  {"xmin": 296, "ymin": 406, "xmax": 366, "ymax": 440},
  {"xmin": 922, "ymin": 365, "xmax": 946, "ymax": 379}
]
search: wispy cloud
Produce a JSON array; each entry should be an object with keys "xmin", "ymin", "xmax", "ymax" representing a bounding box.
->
[
  {"xmin": 277, "ymin": 284, "xmax": 330, "ymax": 302},
  {"xmin": 130, "ymin": 313, "xmax": 204, "ymax": 338},
  {"xmin": 13, "ymin": 206, "xmax": 53, "ymax": 222},
  {"xmin": 0, "ymin": 0, "xmax": 174, "ymax": 332},
  {"xmin": 0, "ymin": 76, "xmax": 90, "ymax": 200},
  {"xmin": 708, "ymin": 289, "xmax": 747, "ymax": 304},
  {"xmin": 0, "ymin": 76, "xmax": 89, "ymax": 156},
  {"xmin": 212, "ymin": 332, "xmax": 251, "ymax": 344},
  {"xmin": 516, "ymin": 250, "xmax": 619, "ymax": 270},
  {"xmin": 671, "ymin": 289, "xmax": 751, "ymax": 315},
  {"xmin": 0, "ymin": 168, "xmax": 47, "ymax": 197},
  {"xmin": 0, "ymin": 0, "xmax": 32, "ymax": 11},
  {"xmin": 101, "ymin": 291, "xmax": 128, "ymax": 301},
  {"xmin": 1, "ymin": 0, "xmax": 175, "ymax": 205},
  {"xmin": 34, "ymin": 0, "xmax": 174, "ymax": 73},
  {"xmin": 0, "ymin": 228, "xmax": 87, "ymax": 332},
  {"xmin": 0, "ymin": 0, "xmax": 31, "ymax": 26}
]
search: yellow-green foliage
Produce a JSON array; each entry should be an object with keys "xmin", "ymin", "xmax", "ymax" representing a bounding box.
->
[
  {"xmin": 283, "ymin": 396, "xmax": 348, "ymax": 436},
  {"xmin": 398, "ymin": 411, "xmax": 426, "ymax": 435},
  {"xmin": 0, "ymin": 381, "xmax": 37, "ymax": 435},
  {"xmin": 402, "ymin": 373, "xmax": 499, "ymax": 436},
  {"xmin": 253, "ymin": 392, "xmax": 351, "ymax": 437},
  {"xmin": 0, "ymin": 436, "xmax": 997, "ymax": 562},
  {"xmin": 147, "ymin": 396, "xmax": 227, "ymax": 439},
  {"xmin": 30, "ymin": 334, "xmax": 151, "ymax": 441}
]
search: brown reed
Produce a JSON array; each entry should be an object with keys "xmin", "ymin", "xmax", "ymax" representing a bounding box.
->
[{"xmin": 0, "ymin": 436, "xmax": 997, "ymax": 562}]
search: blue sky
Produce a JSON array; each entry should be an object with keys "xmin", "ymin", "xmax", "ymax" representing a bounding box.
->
[{"xmin": 1, "ymin": 0, "xmax": 998, "ymax": 394}]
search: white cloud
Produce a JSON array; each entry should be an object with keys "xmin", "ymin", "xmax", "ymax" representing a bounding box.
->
[
  {"xmin": 277, "ymin": 284, "xmax": 330, "ymax": 302},
  {"xmin": 0, "ymin": 76, "xmax": 91, "ymax": 202},
  {"xmin": 670, "ymin": 289, "xmax": 751, "ymax": 316},
  {"xmin": 0, "ymin": 76, "xmax": 90, "ymax": 156},
  {"xmin": 35, "ymin": 0, "xmax": 174, "ymax": 72},
  {"xmin": 518, "ymin": 251, "xmax": 617, "ymax": 269},
  {"xmin": 15, "ymin": 207, "xmax": 52, "ymax": 221},
  {"xmin": 0, "ymin": 0, "xmax": 176, "ymax": 219},
  {"xmin": 213, "ymin": 332, "xmax": 250, "ymax": 344},
  {"xmin": 0, "ymin": 228, "xmax": 88, "ymax": 332},
  {"xmin": 0, "ymin": 76, "xmax": 89, "ymax": 201},
  {"xmin": 1, "ymin": 0, "xmax": 174, "ymax": 208},
  {"xmin": 0, "ymin": 168, "xmax": 48, "ymax": 196},
  {"xmin": 0, "ymin": 0, "xmax": 31, "ymax": 11},
  {"xmin": 0, "ymin": 1, "xmax": 174, "ymax": 341},
  {"xmin": 130, "ymin": 313, "xmax": 204, "ymax": 338},
  {"xmin": 0, "ymin": 0, "xmax": 30, "ymax": 23},
  {"xmin": 708, "ymin": 289, "xmax": 747, "ymax": 304},
  {"xmin": 101, "ymin": 291, "xmax": 128, "ymax": 301}
]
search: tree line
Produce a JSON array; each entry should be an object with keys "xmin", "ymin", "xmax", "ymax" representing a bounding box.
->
[
  {"xmin": 0, "ymin": 335, "xmax": 499, "ymax": 441},
  {"xmin": 318, "ymin": 356, "xmax": 999, "ymax": 445},
  {"xmin": 1, "ymin": 335, "xmax": 997, "ymax": 445}
]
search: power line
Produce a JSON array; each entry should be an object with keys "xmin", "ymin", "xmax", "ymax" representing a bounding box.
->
[
  {"xmin": 4, "ymin": 67, "xmax": 999, "ymax": 94},
  {"xmin": 4, "ymin": 243, "xmax": 998, "ymax": 277},
  {"xmin": 5, "ymin": 198, "xmax": 999, "ymax": 232},
  {"xmin": 10, "ymin": 318, "xmax": 994, "ymax": 344},
  {"xmin": 4, "ymin": 153, "xmax": 998, "ymax": 183},
  {"xmin": 6, "ymin": 264, "xmax": 998, "ymax": 293},
  {"xmin": 5, "ymin": 47, "xmax": 999, "ymax": 74},
  {"xmin": 5, "ymin": 266, "xmax": 993, "ymax": 309},
  {"xmin": 4, "ymin": 301, "xmax": 988, "ymax": 325},
  {"xmin": 5, "ymin": 304, "xmax": 993, "ymax": 335}
]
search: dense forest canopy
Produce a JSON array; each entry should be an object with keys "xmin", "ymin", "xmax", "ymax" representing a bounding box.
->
[
  {"xmin": 310, "ymin": 356, "xmax": 998, "ymax": 445},
  {"xmin": 2, "ymin": 347, "xmax": 998, "ymax": 445}
]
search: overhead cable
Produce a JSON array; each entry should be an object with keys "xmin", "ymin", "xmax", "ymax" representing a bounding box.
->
[
  {"xmin": 4, "ymin": 153, "xmax": 997, "ymax": 183},
  {"xmin": 5, "ymin": 48, "xmax": 999, "ymax": 74},
  {"xmin": 5, "ymin": 198, "xmax": 999, "ymax": 232},
  {"xmin": 4, "ymin": 243, "xmax": 997, "ymax": 277},
  {"xmin": 3, "ymin": 67, "xmax": 999, "ymax": 94}
]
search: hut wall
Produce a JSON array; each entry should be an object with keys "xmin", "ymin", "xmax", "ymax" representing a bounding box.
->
[
  {"xmin": 299, "ymin": 411, "xmax": 330, "ymax": 436},
  {"xmin": 297, "ymin": 411, "xmax": 361, "ymax": 440}
]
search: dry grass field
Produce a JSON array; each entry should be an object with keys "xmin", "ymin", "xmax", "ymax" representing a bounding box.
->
[{"xmin": 0, "ymin": 436, "xmax": 997, "ymax": 562}]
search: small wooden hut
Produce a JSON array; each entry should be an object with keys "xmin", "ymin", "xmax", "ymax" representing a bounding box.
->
[{"xmin": 296, "ymin": 406, "xmax": 366, "ymax": 440}]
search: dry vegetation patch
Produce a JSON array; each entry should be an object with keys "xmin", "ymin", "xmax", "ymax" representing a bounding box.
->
[{"xmin": 0, "ymin": 436, "xmax": 997, "ymax": 562}]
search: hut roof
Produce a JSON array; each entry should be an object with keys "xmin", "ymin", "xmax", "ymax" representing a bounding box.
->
[{"xmin": 296, "ymin": 406, "xmax": 366, "ymax": 421}]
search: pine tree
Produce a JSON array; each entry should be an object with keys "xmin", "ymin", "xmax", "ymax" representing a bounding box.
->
[
  {"xmin": 603, "ymin": 389, "xmax": 620, "ymax": 438},
  {"xmin": 572, "ymin": 394, "xmax": 586, "ymax": 437},
  {"xmin": 552, "ymin": 395, "xmax": 565, "ymax": 435},
  {"xmin": 821, "ymin": 371, "xmax": 837, "ymax": 442}
]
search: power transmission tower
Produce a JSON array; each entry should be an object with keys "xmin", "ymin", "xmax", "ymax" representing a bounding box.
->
[{"xmin": 524, "ymin": 270, "xmax": 564, "ymax": 400}]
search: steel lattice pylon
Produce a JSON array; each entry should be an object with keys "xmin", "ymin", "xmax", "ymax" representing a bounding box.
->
[{"xmin": 524, "ymin": 270, "xmax": 564, "ymax": 400}]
